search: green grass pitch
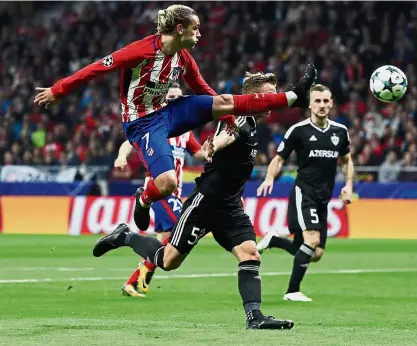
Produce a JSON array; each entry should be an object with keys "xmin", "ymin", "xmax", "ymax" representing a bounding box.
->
[{"xmin": 0, "ymin": 235, "xmax": 416, "ymax": 345}]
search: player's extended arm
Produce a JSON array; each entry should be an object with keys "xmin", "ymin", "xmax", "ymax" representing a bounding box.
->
[
  {"xmin": 257, "ymin": 155, "xmax": 285, "ymax": 196},
  {"xmin": 114, "ymin": 140, "xmax": 134, "ymax": 171},
  {"xmin": 34, "ymin": 40, "xmax": 149, "ymax": 105},
  {"xmin": 339, "ymin": 153, "xmax": 354, "ymax": 204}
]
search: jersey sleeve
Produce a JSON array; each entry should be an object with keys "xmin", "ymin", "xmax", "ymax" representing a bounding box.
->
[
  {"xmin": 276, "ymin": 125, "xmax": 298, "ymax": 160},
  {"xmin": 186, "ymin": 131, "xmax": 202, "ymax": 154},
  {"xmin": 340, "ymin": 128, "xmax": 351, "ymax": 156},
  {"xmin": 51, "ymin": 39, "xmax": 154, "ymax": 97},
  {"xmin": 181, "ymin": 50, "xmax": 217, "ymax": 96}
]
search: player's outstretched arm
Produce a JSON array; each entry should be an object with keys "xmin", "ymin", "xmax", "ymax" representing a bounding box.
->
[
  {"xmin": 339, "ymin": 153, "xmax": 354, "ymax": 204},
  {"xmin": 34, "ymin": 40, "xmax": 150, "ymax": 106},
  {"xmin": 114, "ymin": 140, "xmax": 133, "ymax": 171},
  {"xmin": 257, "ymin": 155, "xmax": 285, "ymax": 197}
]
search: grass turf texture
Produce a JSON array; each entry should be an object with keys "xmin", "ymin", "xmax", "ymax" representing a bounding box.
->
[{"xmin": 0, "ymin": 235, "xmax": 416, "ymax": 345}]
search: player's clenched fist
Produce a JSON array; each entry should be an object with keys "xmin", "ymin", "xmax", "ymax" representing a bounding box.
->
[
  {"xmin": 257, "ymin": 178, "xmax": 274, "ymax": 197},
  {"xmin": 114, "ymin": 157, "xmax": 128, "ymax": 171}
]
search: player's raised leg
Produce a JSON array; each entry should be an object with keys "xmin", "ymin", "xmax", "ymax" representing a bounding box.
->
[
  {"xmin": 211, "ymin": 63, "xmax": 317, "ymax": 120},
  {"xmin": 231, "ymin": 240, "xmax": 294, "ymax": 330}
]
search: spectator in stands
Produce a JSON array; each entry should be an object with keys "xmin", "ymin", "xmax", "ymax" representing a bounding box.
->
[
  {"xmin": 0, "ymin": 1, "xmax": 416, "ymax": 182},
  {"xmin": 378, "ymin": 150, "xmax": 402, "ymax": 183}
]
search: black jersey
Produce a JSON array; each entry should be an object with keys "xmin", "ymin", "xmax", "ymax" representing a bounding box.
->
[
  {"xmin": 195, "ymin": 116, "xmax": 257, "ymax": 206},
  {"xmin": 277, "ymin": 118, "xmax": 350, "ymax": 201}
]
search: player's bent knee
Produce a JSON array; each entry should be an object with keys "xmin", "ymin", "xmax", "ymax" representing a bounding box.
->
[
  {"xmin": 232, "ymin": 241, "xmax": 260, "ymax": 262},
  {"xmin": 155, "ymin": 171, "xmax": 177, "ymax": 196},
  {"xmin": 311, "ymin": 247, "xmax": 324, "ymax": 262},
  {"xmin": 212, "ymin": 94, "xmax": 234, "ymax": 118},
  {"xmin": 162, "ymin": 244, "xmax": 184, "ymax": 271},
  {"xmin": 303, "ymin": 230, "xmax": 321, "ymax": 249}
]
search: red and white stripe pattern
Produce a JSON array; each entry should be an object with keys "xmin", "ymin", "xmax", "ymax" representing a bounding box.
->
[
  {"xmin": 168, "ymin": 132, "xmax": 194, "ymax": 199},
  {"xmin": 121, "ymin": 50, "xmax": 186, "ymax": 122}
]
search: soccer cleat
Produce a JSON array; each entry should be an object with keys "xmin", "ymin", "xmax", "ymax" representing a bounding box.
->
[
  {"xmin": 121, "ymin": 283, "xmax": 145, "ymax": 298},
  {"xmin": 92, "ymin": 223, "xmax": 131, "ymax": 257},
  {"xmin": 133, "ymin": 187, "xmax": 151, "ymax": 231},
  {"xmin": 137, "ymin": 261, "xmax": 155, "ymax": 294},
  {"xmin": 256, "ymin": 231, "xmax": 279, "ymax": 254},
  {"xmin": 283, "ymin": 292, "xmax": 312, "ymax": 302},
  {"xmin": 246, "ymin": 313, "xmax": 294, "ymax": 330},
  {"xmin": 290, "ymin": 63, "xmax": 318, "ymax": 108}
]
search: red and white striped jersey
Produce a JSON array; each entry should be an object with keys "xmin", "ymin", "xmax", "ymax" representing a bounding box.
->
[
  {"xmin": 144, "ymin": 131, "xmax": 201, "ymax": 199},
  {"xmin": 51, "ymin": 35, "xmax": 217, "ymax": 122}
]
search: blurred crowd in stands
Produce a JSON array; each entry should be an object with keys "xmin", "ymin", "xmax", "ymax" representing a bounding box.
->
[{"xmin": 0, "ymin": 1, "xmax": 416, "ymax": 182}]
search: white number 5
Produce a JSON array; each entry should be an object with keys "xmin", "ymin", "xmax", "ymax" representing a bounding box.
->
[
  {"xmin": 141, "ymin": 132, "xmax": 150, "ymax": 150},
  {"xmin": 188, "ymin": 227, "xmax": 203, "ymax": 245},
  {"xmin": 310, "ymin": 209, "xmax": 319, "ymax": 224}
]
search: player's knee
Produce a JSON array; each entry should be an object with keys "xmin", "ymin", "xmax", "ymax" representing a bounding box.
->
[
  {"xmin": 233, "ymin": 241, "xmax": 260, "ymax": 262},
  {"xmin": 311, "ymin": 248, "xmax": 324, "ymax": 262},
  {"xmin": 212, "ymin": 94, "xmax": 234, "ymax": 117},
  {"xmin": 162, "ymin": 258, "xmax": 180, "ymax": 271},
  {"xmin": 155, "ymin": 172, "xmax": 177, "ymax": 196},
  {"xmin": 214, "ymin": 94, "xmax": 233, "ymax": 107},
  {"xmin": 303, "ymin": 230, "xmax": 320, "ymax": 249}
]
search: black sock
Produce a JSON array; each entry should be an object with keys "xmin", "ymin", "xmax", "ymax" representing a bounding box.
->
[
  {"xmin": 287, "ymin": 243, "xmax": 314, "ymax": 293},
  {"xmin": 238, "ymin": 260, "xmax": 262, "ymax": 320},
  {"xmin": 125, "ymin": 233, "xmax": 165, "ymax": 269},
  {"xmin": 270, "ymin": 236, "xmax": 298, "ymax": 256}
]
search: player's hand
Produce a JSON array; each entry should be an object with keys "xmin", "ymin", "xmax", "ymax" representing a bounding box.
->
[
  {"xmin": 224, "ymin": 120, "xmax": 239, "ymax": 136},
  {"xmin": 114, "ymin": 157, "xmax": 128, "ymax": 171},
  {"xmin": 34, "ymin": 87, "xmax": 57, "ymax": 107},
  {"xmin": 202, "ymin": 136, "xmax": 214, "ymax": 162},
  {"xmin": 257, "ymin": 178, "xmax": 274, "ymax": 197},
  {"xmin": 219, "ymin": 115, "xmax": 238, "ymax": 136},
  {"xmin": 339, "ymin": 185, "xmax": 353, "ymax": 204}
]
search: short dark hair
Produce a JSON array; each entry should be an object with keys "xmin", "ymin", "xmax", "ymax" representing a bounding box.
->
[{"xmin": 242, "ymin": 72, "xmax": 277, "ymax": 94}]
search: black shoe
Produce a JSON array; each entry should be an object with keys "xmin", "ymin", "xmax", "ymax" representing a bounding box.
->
[
  {"xmin": 246, "ymin": 314, "xmax": 294, "ymax": 330},
  {"xmin": 92, "ymin": 223, "xmax": 130, "ymax": 257},
  {"xmin": 133, "ymin": 187, "xmax": 151, "ymax": 231},
  {"xmin": 290, "ymin": 63, "xmax": 317, "ymax": 108}
]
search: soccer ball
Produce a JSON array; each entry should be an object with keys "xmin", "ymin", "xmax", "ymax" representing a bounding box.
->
[{"xmin": 369, "ymin": 65, "xmax": 407, "ymax": 103}]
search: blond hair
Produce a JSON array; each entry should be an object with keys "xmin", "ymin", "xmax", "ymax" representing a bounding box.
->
[
  {"xmin": 242, "ymin": 71, "xmax": 277, "ymax": 94},
  {"xmin": 156, "ymin": 5, "xmax": 197, "ymax": 35}
]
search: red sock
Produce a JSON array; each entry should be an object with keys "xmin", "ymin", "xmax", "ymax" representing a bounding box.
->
[
  {"xmin": 141, "ymin": 178, "xmax": 163, "ymax": 205},
  {"xmin": 232, "ymin": 93, "xmax": 289, "ymax": 115},
  {"xmin": 126, "ymin": 268, "xmax": 140, "ymax": 285},
  {"xmin": 144, "ymin": 234, "xmax": 170, "ymax": 271}
]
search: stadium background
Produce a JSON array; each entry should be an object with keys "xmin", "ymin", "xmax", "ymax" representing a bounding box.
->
[
  {"xmin": 0, "ymin": 2, "xmax": 416, "ymax": 345},
  {"xmin": 0, "ymin": 1, "xmax": 416, "ymax": 238}
]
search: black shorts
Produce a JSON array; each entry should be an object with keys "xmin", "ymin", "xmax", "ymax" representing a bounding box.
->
[
  {"xmin": 169, "ymin": 189, "xmax": 256, "ymax": 255},
  {"xmin": 287, "ymin": 185, "xmax": 328, "ymax": 249}
]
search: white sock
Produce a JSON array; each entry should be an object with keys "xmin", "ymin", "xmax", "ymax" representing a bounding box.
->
[
  {"xmin": 139, "ymin": 196, "xmax": 151, "ymax": 208},
  {"xmin": 285, "ymin": 91, "xmax": 298, "ymax": 107}
]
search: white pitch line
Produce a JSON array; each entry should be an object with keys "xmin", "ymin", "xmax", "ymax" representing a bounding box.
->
[{"xmin": 0, "ymin": 268, "xmax": 416, "ymax": 284}]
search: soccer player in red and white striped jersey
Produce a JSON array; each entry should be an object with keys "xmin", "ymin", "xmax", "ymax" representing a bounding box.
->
[{"xmin": 34, "ymin": 4, "xmax": 316, "ymax": 232}]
